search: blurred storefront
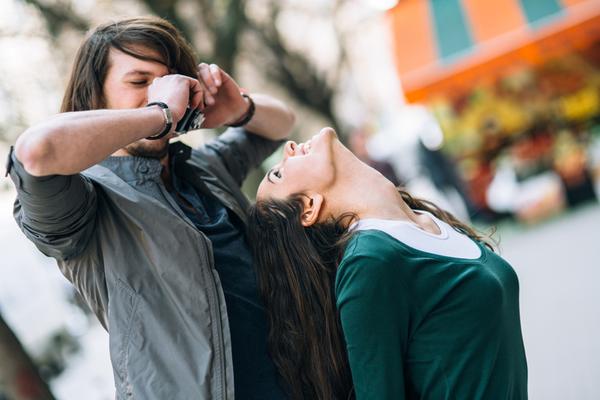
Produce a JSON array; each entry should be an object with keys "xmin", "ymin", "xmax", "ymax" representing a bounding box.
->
[{"xmin": 387, "ymin": 0, "xmax": 600, "ymax": 223}]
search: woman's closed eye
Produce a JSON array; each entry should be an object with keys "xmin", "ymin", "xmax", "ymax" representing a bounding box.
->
[
  {"xmin": 267, "ymin": 168, "xmax": 283, "ymax": 184},
  {"xmin": 267, "ymin": 167, "xmax": 283, "ymax": 183}
]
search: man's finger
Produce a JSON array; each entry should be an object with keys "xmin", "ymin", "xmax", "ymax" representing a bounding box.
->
[
  {"xmin": 197, "ymin": 79, "xmax": 215, "ymax": 106},
  {"xmin": 198, "ymin": 63, "xmax": 218, "ymax": 95},
  {"xmin": 209, "ymin": 64, "xmax": 222, "ymax": 86},
  {"xmin": 187, "ymin": 77, "xmax": 205, "ymax": 111},
  {"xmin": 215, "ymin": 68, "xmax": 234, "ymax": 85}
]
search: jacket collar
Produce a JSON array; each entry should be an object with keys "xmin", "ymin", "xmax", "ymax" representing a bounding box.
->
[{"xmin": 98, "ymin": 142, "xmax": 192, "ymax": 183}]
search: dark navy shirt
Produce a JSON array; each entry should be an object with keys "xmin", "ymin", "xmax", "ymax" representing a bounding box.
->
[{"xmin": 169, "ymin": 161, "xmax": 285, "ymax": 399}]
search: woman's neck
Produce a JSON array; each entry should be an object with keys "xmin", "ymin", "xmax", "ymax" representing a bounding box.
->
[{"xmin": 326, "ymin": 157, "xmax": 440, "ymax": 234}]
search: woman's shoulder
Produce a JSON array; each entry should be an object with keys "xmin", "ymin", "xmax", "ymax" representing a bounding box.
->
[
  {"xmin": 338, "ymin": 231, "xmax": 406, "ymax": 280},
  {"xmin": 345, "ymin": 228, "xmax": 397, "ymax": 249},
  {"xmin": 343, "ymin": 229, "xmax": 403, "ymax": 260},
  {"xmin": 335, "ymin": 230, "xmax": 410, "ymax": 300}
]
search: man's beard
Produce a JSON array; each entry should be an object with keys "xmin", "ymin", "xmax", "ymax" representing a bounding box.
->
[{"xmin": 124, "ymin": 139, "xmax": 170, "ymax": 159}]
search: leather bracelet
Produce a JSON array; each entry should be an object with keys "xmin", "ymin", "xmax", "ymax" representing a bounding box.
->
[
  {"xmin": 146, "ymin": 102, "xmax": 173, "ymax": 140},
  {"xmin": 227, "ymin": 94, "xmax": 255, "ymax": 127}
]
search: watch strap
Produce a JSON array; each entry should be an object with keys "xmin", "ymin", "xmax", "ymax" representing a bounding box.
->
[
  {"xmin": 227, "ymin": 94, "xmax": 255, "ymax": 127},
  {"xmin": 146, "ymin": 102, "xmax": 173, "ymax": 140}
]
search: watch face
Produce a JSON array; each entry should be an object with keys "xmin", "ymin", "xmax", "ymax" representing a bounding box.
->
[
  {"xmin": 175, "ymin": 108, "xmax": 203, "ymax": 134},
  {"xmin": 190, "ymin": 112, "xmax": 204, "ymax": 130}
]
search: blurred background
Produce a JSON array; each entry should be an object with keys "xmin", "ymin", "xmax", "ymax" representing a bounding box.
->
[{"xmin": 0, "ymin": 0, "xmax": 599, "ymax": 399}]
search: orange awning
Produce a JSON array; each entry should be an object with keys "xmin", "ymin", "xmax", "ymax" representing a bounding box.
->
[{"xmin": 388, "ymin": 0, "xmax": 600, "ymax": 102}]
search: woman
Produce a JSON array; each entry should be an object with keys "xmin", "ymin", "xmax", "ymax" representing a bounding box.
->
[{"xmin": 248, "ymin": 128, "xmax": 528, "ymax": 400}]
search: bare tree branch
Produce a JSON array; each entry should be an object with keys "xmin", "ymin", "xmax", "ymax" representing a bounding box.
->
[
  {"xmin": 330, "ymin": 0, "xmax": 349, "ymax": 90},
  {"xmin": 142, "ymin": 0, "xmax": 194, "ymax": 45},
  {"xmin": 245, "ymin": 3, "xmax": 342, "ymax": 131},
  {"xmin": 20, "ymin": 0, "xmax": 89, "ymax": 35},
  {"xmin": 211, "ymin": 0, "xmax": 247, "ymax": 73}
]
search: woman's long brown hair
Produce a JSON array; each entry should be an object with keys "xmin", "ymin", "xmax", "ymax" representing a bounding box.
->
[{"xmin": 247, "ymin": 189, "xmax": 494, "ymax": 399}]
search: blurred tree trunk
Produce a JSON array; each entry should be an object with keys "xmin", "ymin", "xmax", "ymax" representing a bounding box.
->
[
  {"xmin": 211, "ymin": 0, "xmax": 247, "ymax": 74},
  {"xmin": 142, "ymin": 0, "xmax": 194, "ymax": 47},
  {"xmin": 0, "ymin": 313, "xmax": 56, "ymax": 400},
  {"xmin": 22, "ymin": 0, "xmax": 89, "ymax": 35},
  {"xmin": 247, "ymin": 17, "xmax": 341, "ymax": 132}
]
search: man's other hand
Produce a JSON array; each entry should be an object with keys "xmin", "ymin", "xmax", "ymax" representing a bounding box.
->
[{"xmin": 196, "ymin": 63, "xmax": 250, "ymax": 129}]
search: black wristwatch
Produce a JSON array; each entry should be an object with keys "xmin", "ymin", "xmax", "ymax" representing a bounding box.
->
[
  {"xmin": 227, "ymin": 94, "xmax": 255, "ymax": 127},
  {"xmin": 146, "ymin": 102, "xmax": 173, "ymax": 140}
]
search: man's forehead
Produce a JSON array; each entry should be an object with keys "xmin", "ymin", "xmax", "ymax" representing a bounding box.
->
[
  {"xmin": 123, "ymin": 69, "xmax": 154, "ymax": 76},
  {"xmin": 108, "ymin": 46, "xmax": 167, "ymax": 71},
  {"xmin": 110, "ymin": 43, "xmax": 161, "ymax": 57}
]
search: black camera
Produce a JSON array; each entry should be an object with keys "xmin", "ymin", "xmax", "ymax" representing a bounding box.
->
[{"xmin": 175, "ymin": 107, "xmax": 204, "ymax": 135}]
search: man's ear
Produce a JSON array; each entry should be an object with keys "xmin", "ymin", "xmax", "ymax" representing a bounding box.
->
[{"xmin": 300, "ymin": 193, "xmax": 324, "ymax": 227}]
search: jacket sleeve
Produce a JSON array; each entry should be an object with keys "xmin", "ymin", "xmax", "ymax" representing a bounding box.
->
[
  {"xmin": 335, "ymin": 251, "xmax": 411, "ymax": 400},
  {"xmin": 203, "ymin": 127, "xmax": 284, "ymax": 186},
  {"xmin": 7, "ymin": 148, "xmax": 98, "ymax": 261}
]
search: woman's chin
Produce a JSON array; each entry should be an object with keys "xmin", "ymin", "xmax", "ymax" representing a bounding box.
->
[
  {"xmin": 318, "ymin": 127, "xmax": 338, "ymax": 141},
  {"xmin": 308, "ymin": 127, "xmax": 338, "ymax": 155}
]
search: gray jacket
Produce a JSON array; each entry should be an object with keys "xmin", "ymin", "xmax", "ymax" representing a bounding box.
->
[{"xmin": 8, "ymin": 128, "xmax": 281, "ymax": 399}]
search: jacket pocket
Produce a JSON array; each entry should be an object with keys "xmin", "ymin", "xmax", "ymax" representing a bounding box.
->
[{"xmin": 109, "ymin": 278, "xmax": 140, "ymax": 399}]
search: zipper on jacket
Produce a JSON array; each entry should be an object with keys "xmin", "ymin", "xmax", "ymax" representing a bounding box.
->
[
  {"xmin": 199, "ymin": 237, "xmax": 228, "ymax": 400},
  {"xmin": 156, "ymin": 181, "xmax": 229, "ymax": 399}
]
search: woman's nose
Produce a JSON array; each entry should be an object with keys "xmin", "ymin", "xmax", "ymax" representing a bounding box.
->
[{"xmin": 283, "ymin": 141, "xmax": 297, "ymax": 159}]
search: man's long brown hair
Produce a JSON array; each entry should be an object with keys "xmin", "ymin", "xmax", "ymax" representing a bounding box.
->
[
  {"xmin": 247, "ymin": 189, "xmax": 494, "ymax": 399},
  {"xmin": 61, "ymin": 16, "xmax": 197, "ymax": 112}
]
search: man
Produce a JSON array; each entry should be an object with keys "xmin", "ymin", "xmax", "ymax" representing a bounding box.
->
[{"xmin": 7, "ymin": 16, "xmax": 295, "ymax": 399}]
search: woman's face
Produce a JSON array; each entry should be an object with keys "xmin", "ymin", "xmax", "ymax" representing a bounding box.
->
[{"xmin": 257, "ymin": 127, "xmax": 339, "ymax": 201}]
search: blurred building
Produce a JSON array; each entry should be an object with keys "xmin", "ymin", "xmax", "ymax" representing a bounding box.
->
[{"xmin": 386, "ymin": 0, "xmax": 600, "ymax": 223}]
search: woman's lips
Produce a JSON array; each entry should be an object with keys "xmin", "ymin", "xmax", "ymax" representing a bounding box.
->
[
  {"xmin": 304, "ymin": 140, "xmax": 312, "ymax": 154},
  {"xmin": 296, "ymin": 127, "xmax": 334, "ymax": 156},
  {"xmin": 298, "ymin": 140, "xmax": 312, "ymax": 155}
]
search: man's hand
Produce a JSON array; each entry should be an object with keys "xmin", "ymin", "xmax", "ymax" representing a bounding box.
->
[
  {"xmin": 146, "ymin": 74, "xmax": 206, "ymax": 123},
  {"xmin": 196, "ymin": 63, "xmax": 250, "ymax": 128}
]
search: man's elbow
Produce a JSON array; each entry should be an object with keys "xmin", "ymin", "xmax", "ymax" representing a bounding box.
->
[
  {"xmin": 286, "ymin": 107, "xmax": 296, "ymax": 131},
  {"xmin": 14, "ymin": 129, "xmax": 55, "ymax": 177},
  {"xmin": 279, "ymin": 106, "xmax": 296, "ymax": 139}
]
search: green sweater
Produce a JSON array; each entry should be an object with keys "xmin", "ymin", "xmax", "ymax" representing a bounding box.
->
[{"xmin": 335, "ymin": 230, "xmax": 527, "ymax": 399}]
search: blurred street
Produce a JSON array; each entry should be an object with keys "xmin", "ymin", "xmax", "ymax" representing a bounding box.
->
[{"xmin": 495, "ymin": 202, "xmax": 600, "ymax": 400}]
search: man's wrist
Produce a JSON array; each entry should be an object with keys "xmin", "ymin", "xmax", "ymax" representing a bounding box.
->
[
  {"xmin": 227, "ymin": 94, "xmax": 255, "ymax": 128},
  {"xmin": 146, "ymin": 102, "xmax": 173, "ymax": 140}
]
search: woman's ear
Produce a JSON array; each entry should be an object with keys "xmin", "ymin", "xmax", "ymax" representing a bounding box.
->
[{"xmin": 300, "ymin": 193, "xmax": 324, "ymax": 227}]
